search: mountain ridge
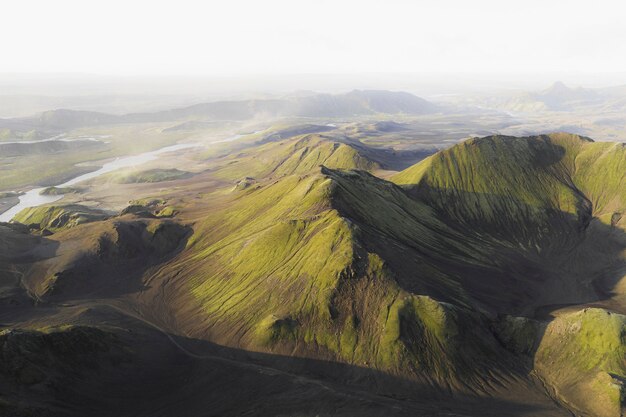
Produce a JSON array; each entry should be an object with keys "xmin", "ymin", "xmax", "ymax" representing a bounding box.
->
[{"xmin": 0, "ymin": 90, "xmax": 440, "ymax": 132}]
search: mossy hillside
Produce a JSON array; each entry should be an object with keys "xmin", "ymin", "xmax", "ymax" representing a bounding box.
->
[
  {"xmin": 39, "ymin": 186, "xmax": 82, "ymax": 196},
  {"xmin": 13, "ymin": 204, "xmax": 110, "ymax": 232},
  {"xmin": 110, "ymin": 168, "xmax": 193, "ymax": 184},
  {"xmin": 325, "ymin": 167, "xmax": 616, "ymax": 316},
  {"xmin": 158, "ymin": 135, "xmax": 624, "ymax": 392},
  {"xmin": 154, "ymin": 205, "xmax": 180, "ymax": 218},
  {"xmin": 390, "ymin": 152, "xmax": 435, "ymax": 185},
  {"xmin": 324, "ymin": 168, "xmax": 488, "ymax": 302},
  {"xmin": 392, "ymin": 134, "xmax": 625, "ymax": 251},
  {"xmin": 121, "ymin": 198, "xmax": 180, "ymax": 218},
  {"xmin": 208, "ymin": 134, "xmax": 380, "ymax": 182},
  {"xmin": 535, "ymin": 308, "xmax": 626, "ymax": 417},
  {"xmin": 376, "ymin": 292, "xmax": 502, "ymax": 382},
  {"xmin": 271, "ymin": 138, "xmax": 378, "ymax": 177},
  {"xmin": 573, "ymin": 141, "xmax": 626, "ymax": 220},
  {"xmin": 159, "ymin": 169, "xmax": 509, "ymax": 387},
  {"xmin": 388, "ymin": 134, "xmax": 626, "ymax": 313},
  {"xmin": 185, "ymin": 173, "xmax": 353, "ymax": 324},
  {"xmin": 393, "ymin": 134, "xmax": 582, "ymax": 219}
]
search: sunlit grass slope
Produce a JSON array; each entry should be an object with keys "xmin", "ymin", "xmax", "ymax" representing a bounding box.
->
[
  {"xmin": 209, "ymin": 133, "xmax": 380, "ymax": 181},
  {"xmin": 156, "ymin": 133, "xmax": 626, "ymax": 410}
]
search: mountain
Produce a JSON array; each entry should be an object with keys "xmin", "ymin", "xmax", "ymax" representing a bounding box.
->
[
  {"xmin": 207, "ymin": 133, "xmax": 385, "ymax": 181},
  {"xmin": 500, "ymin": 82, "xmax": 601, "ymax": 112},
  {"xmin": 132, "ymin": 90, "xmax": 439, "ymax": 121},
  {"xmin": 0, "ymin": 133, "xmax": 624, "ymax": 416},
  {"xmin": 538, "ymin": 81, "xmax": 599, "ymax": 107},
  {"xmin": 0, "ymin": 90, "xmax": 439, "ymax": 132}
]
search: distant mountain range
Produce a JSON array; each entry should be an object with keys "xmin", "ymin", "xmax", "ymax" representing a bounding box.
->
[
  {"xmin": 500, "ymin": 81, "xmax": 601, "ymax": 111},
  {"xmin": 0, "ymin": 90, "xmax": 440, "ymax": 132}
]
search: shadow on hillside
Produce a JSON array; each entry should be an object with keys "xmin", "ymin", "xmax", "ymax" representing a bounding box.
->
[
  {"xmin": 0, "ymin": 223, "xmax": 60, "ymax": 308},
  {"xmin": 149, "ymin": 333, "xmax": 569, "ymax": 417},
  {"xmin": 340, "ymin": 171, "xmax": 626, "ymax": 317},
  {"xmin": 357, "ymin": 143, "xmax": 437, "ymax": 171},
  {"xmin": 0, "ymin": 296, "xmax": 571, "ymax": 417},
  {"xmin": 324, "ymin": 160, "xmax": 625, "ymax": 415},
  {"xmin": 12, "ymin": 219, "xmax": 194, "ymax": 303},
  {"xmin": 20, "ymin": 304, "xmax": 567, "ymax": 417},
  {"xmin": 415, "ymin": 183, "xmax": 624, "ymax": 317}
]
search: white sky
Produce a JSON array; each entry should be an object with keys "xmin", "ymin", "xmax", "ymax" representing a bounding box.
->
[{"xmin": 1, "ymin": 0, "xmax": 625, "ymax": 76}]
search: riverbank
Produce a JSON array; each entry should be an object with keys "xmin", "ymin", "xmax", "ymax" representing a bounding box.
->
[
  {"xmin": 0, "ymin": 143, "xmax": 201, "ymax": 222},
  {"xmin": 0, "ymin": 196, "xmax": 19, "ymax": 217}
]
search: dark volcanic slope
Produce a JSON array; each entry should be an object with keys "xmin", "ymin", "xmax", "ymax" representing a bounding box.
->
[{"xmin": 0, "ymin": 133, "xmax": 624, "ymax": 417}]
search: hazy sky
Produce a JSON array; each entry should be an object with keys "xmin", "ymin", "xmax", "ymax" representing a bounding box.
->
[{"xmin": 2, "ymin": 0, "xmax": 625, "ymax": 76}]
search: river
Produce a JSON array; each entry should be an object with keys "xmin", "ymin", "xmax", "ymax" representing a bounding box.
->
[
  {"xmin": 0, "ymin": 143, "xmax": 199, "ymax": 222},
  {"xmin": 0, "ymin": 129, "xmax": 266, "ymax": 222}
]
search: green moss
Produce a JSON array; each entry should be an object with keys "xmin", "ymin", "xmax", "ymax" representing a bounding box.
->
[
  {"xmin": 121, "ymin": 199, "xmax": 177, "ymax": 218},
  {"xmin": 155, "ymin": 206, "xmax": 180, "ymax": 218},
  {"xmin": 391, "ymin": 134, "xmax": 625, "ymax": 254},
  {"xmin": 171, "ymin": 165, "xmax": 504, "ymax": 380},
  {"xmin": 111, "ymin": 168, "xmax": 193, "ymax": 184},
  {"xmin": 254, "ymin": 315, "xmax": 298, "ymax": 346},
  {"xmin": 209, "ymin": 134, "xmax": 380, "ymax": 182},
  {"xmin": 339, "ymin": 315, "xmax": 358, "ymax": 359},
  {"xmin": 13, "ymin": 204, "xmax": 110, "ymax": 232},
  {"xmin": 378, "ymin": 294, "xmax": 461, "ymax": 373},
  {"xmin": 40, "ymin": 186, "xmax": 82, "ymax": 196},
  {"xmin": 147, "ymin": 134, "xmax": 624, "ymax": 397},
  {"xmin": 535, "ymin": 308, "xmax": 626, "ymax": 416},
  {"xmin": 128, "ymin": 198, "xmax": 167, "ymax": 206}
]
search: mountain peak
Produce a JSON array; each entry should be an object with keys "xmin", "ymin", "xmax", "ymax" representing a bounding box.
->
[
  {"xmin": 541, "ymin": 81, "xmax": 580, "ymax": 98},
  {"xmin": 546, "ymin": 81, "xmax": 570, "ymax": 92}
]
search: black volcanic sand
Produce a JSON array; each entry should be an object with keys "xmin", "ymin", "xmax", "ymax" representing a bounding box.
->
[{"xmin": 0, "ymin": 303, "xmax": 568, "ymax": 417}]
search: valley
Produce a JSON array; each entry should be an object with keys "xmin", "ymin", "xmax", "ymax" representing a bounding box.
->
[{"xmin": 0, "ymin": 89, "xmax": 624, "ymax": 417}]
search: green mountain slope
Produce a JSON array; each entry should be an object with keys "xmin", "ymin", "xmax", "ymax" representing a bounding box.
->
[
  {"xmin": 535, "ymin": 308, "xmax": 626, "ymax": 417},
  {"xmin": 392, "ymin": 134, "xmax": 626, "ymax": 310},
  {"xmin": 151, "ymin": 168, "xmax": 510, "ymax": 390},
  {"xmin": 3, "ymin": 133, "xmax": 624, "ymax": 416},
  {"xmin": 13, "ymin": 204, "xmax": 111, "ymax": 233},
  {"xmin": 392, "ymin": 133, "xmax": 625, "ymax": 225},
  {"xmin": 209, "ymin": 134, "xmax": 382, "ymax": 181},
  {"xmin": 155, "ymin": 133, "xmax": 623, "ymax": 414}
]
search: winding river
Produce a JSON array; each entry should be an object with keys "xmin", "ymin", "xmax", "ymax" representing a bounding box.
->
[
  {"xmin": 0, "ymin": 129, "xmax": 268, "ymax": 222},
  {"xmin": 0, "ymin": 143, "xmax": 199, "ymax": 222}
]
